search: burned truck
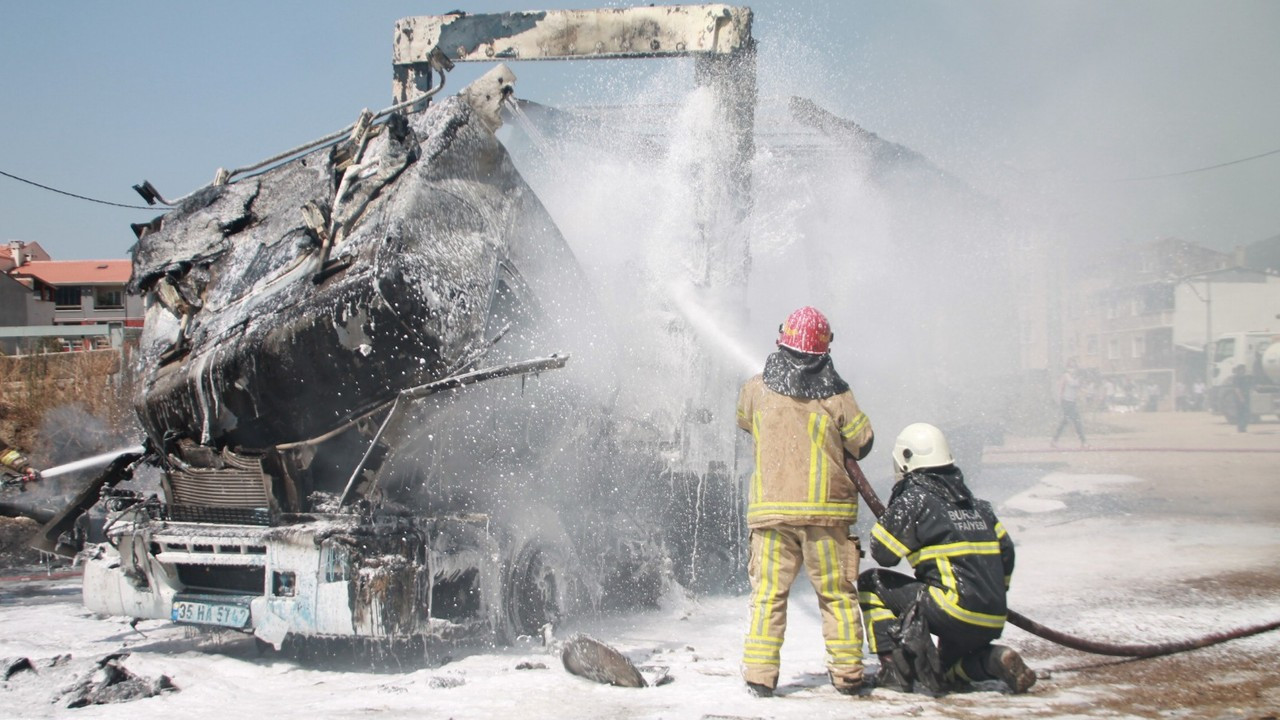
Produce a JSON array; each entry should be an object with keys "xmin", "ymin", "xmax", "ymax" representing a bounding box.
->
[{"xmin": 75, "ymin": 6, "xmax": 756, "ymax": 651}]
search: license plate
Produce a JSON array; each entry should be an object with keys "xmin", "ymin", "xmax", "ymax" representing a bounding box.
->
[{"xmin": 171, "ymin": 600, "xmax": 250, "ymax": 628}]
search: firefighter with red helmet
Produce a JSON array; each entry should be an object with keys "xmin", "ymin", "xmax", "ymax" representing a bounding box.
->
[
  {"xmin": 1, "ymin": 443, "xmax": 40, "ymax": 485},
  {"xmin": 737, "ymin": 306, "xmax": 875, "ymax": 697}
]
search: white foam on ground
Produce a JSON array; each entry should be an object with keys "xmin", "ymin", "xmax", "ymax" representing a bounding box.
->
[
  {"xmin": 2, "ymin": 468, "xmax": 1278, "ymax": 719},
  {"xmin": 1002, "ymin": 472, "xmax": 1141, "ymax": 514}
]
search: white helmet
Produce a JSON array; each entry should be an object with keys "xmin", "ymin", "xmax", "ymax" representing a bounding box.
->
[{"xmin": 892, "ymin": 423, "xmax": 955, "ymax": 475}]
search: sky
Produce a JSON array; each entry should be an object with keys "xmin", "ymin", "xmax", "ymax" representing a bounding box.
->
[{"xmin": 1, "ymin": 1, "xmax": 1278, "ymax": 260}]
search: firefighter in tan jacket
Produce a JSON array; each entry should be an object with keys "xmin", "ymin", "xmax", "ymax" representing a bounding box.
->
[{"xmin": 737, "ymin": 306, "xmax": 874, "ymax": 697}]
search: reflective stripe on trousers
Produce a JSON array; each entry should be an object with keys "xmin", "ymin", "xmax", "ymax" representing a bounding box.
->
[{"xmin": 743, "ymin": 525, "xmax": 864, "ymax": 687}]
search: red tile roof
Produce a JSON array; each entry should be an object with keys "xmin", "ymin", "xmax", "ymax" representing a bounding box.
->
[
  {"xmin": 12, "ymin": 260, "xmax": 132, "ymax": 286},
  {"xmin": 0, "ymin": 242, "xmax": 51, "ymax": 263}
]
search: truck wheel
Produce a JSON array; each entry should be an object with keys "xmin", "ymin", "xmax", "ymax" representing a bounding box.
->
[
  {"xmin": 507, "ymin": 542, "xmax": 558, "ymax": 638},
  {"xmin": 502, "ymin": 538, "xmax": 587, "ymax": 642}
]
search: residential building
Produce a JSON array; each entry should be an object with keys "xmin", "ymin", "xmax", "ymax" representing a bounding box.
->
[
  {"xmin": 1060, "ymin": 237, "xmax": 1280, "ymax": 410},
  {"xmin": 0, "ymin": 272, "xmax": 56, "ymax": 354},
  {"xmin": 1, "ymin": 241, "xmax": 142, "ymax": 353},
  {"xmin": 0, "ymin": 240, "xmax": 51, "ymax": 271}
]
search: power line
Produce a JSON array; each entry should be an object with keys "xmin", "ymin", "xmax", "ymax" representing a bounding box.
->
[
  {"xmin": 0, "ymin": 168, "xmax": 166, "ymax": 210},
  {"xmin": 1121, "ymin": 146, "xmax": 1280, "ymax": 181}
]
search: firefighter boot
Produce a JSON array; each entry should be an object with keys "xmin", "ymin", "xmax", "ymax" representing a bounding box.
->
[
  {"xmin": 829, "ymin": 670, "xmax": 862, "ymax": 696},
  {"xmin": 745, "ymin": 682, "xmax": 774, "ymax": 698},
  {"xmin": 983, "ymin": 645, "xmax": 1036, "ymax": 694},
  {"xmin": 874, "ymin": 653, "xmax": 912, "ymax": 692}
]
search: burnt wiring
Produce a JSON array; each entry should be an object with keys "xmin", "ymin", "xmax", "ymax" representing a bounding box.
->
[{"xmin": 0, "ymin": 168, "xmax": 163, "ymax": 210}]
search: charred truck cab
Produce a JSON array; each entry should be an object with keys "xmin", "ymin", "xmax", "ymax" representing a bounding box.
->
[
  {"xmin": 84, "ymin": 61, "xmax": 592, "ymax": 648},
  {"xmin": 79, "ymin": 5, "xmax": 756, "ymax": 651}
]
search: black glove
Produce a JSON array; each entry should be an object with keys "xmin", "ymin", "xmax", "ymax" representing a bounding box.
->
[{"xmin": 887, "ymin": 589, "xmax": 947, "ymax": 694}]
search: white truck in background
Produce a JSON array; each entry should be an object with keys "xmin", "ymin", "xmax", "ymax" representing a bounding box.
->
[{"xmin": 1209, "ymin": 331, "xmax": 1280, "ymax": 422}]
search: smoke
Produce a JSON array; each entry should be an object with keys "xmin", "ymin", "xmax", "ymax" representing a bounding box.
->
[{"xmin": 498, "ymin": 49, "xmax": 1020, "ymax": 491}]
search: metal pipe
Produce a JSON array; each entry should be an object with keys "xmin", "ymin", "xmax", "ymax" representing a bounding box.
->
[
  {"xmin": 844, "ymin": 456, "xmax": 1280, "ymax": 658},
  {"xmin": 224, "ymin": 82, "xmax": 446, "ymax": 184}
]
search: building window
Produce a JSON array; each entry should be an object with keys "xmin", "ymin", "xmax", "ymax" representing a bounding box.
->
[
  {"xmin": 95, "ymin": 286, "xmax": 124, "ymax": 310},
  {"xmin": 1132, "ymin": 336, "xmax": 1145, "ymax": 358},
  {"xmin": 1087, "ymin": 335, "xmax": 1098, "ymax": 356},
  {"xmin": 54, "ymin": 286, "xmax": 83, "ymax": 308},
  {"xmin": 1108, "ymin": 338, "xmax": 1120, "ymax": 360}
]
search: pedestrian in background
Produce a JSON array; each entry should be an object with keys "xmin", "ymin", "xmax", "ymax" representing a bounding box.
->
[
  {"xmin": 1051, "ymin": 360, "xmax": 1086, "ymax": 448},
  {"xmin": 1231, "ymin": 364, "xmax": 1252, "ymax": 433}
]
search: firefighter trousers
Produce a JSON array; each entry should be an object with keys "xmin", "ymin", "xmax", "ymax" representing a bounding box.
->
[
  {"xmin": 858, "ymin": 568, "xmax": 1004, "ymax": 683},
  {"xmin": 742, "ymin": 525, "xmax": 864, "ymax": 689}
]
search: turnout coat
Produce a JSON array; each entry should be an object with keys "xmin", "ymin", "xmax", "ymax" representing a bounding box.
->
[
  {"xmin": 736, "ymin": 370, "xmax": 873, "ymax": 529},
  {"xmin": 869, "ymin": 467, "xmax": 1015, "ymax": 630}
]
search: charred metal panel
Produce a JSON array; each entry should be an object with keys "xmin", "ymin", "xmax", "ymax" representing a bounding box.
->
[{"xmin": 129, "ymin": 69, "xmax": 589, "ymax": 463}]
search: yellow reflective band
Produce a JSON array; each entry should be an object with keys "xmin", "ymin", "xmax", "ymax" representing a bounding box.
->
[
  {"xmin": 748, "ymin": 502, "xmax": 857, "ymax": 520},
  {"xmin": 864, "ymin": 608, "xmax": 895, "ymax": 623},
  {"xmin": 816, "ymin": 538, "xmax": 836, "ymax": 634},
  {"xmin": 742, "ymin": 640, "xmax": 778, "ymax": 661},
  {"xmin": 827, "ymin": 641, "xmax": 863, "ymax": 661},
  {"xmin": 750, "ymin": 531, "xmax": 786, "ymax": 638},
  {"xmin": 743, "ymin": 657, "xmax": 780, "ymax": 666},
  {"xmin": 817, "ymin": 416, "xmax": 830, "ymax": 502},
  {"xmin": 825, "ymin": 640, "xmax": 863, "ymax": 648},
  {"xmin": 841, "ymin": 412, "xmax": 868, "ymax": 439},
  {"xmin": 751, "ymin": 411, "xmax": 763, "ymax": 504},
  {"xmin": 0, "ymin": 450, "xmax": 20, "ymax": 466},
  {"xmin": 951, "ymin": 660, "xmax": 974, "ymax": 683},
  {"xmin": 863, "ymin": 608, "xmax": 896, "ymax": 654},
  {"xmin": 907, "ymin": 540, "xmax": 1002, "ymax": 566},
  {"xmin": 994, "ymin": 521, "xmax": 1007, "ymax": 539},
  {"xmin": 871, "ymin": 523, "xmax": 911, "ymax": 559},
  {"xmin": 807, "ymin": 413, "xmax": 830, "ymax": 503},
  {"xmin": 816, "ymin": 538, "xmax": 856, "ymax": 643},
  {"xmin": 937, "ymin": 557, "xmax": 959, "ymax": 604},
  {"xmin": 859, "ymin": 590, "xmax": 886, "ymax": 608},
  {"xmin": 928, "ymin": 586, "xmax": 1006, "ymax": 629}
]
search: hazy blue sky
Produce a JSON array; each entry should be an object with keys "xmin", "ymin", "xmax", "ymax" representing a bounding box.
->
[{"xmin": 2, "ymin": 1, "xmax": 1278, "ymax": 260}]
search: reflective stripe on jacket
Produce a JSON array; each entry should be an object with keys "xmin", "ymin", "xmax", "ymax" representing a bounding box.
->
[
  {"xmin": 0, "ymin": 446, "xmax": 31, "ymax": 475},
  {"xmin": 736, "ymin": 374, "xmax": 873, "ymax": 528},
  {"xmin": 869, "ymin": 467, "xmax": 1015, "ymax": 630}
]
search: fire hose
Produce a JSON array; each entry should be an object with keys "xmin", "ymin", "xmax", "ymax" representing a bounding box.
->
[{"xmin": 843, "ymin": 456, "xmax": 1280, "ymax": 658}]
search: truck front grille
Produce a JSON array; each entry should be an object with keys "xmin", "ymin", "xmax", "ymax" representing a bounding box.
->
[
  {"xmin": 166, "ymin": 447, "xmax": 271, "ymax": 510},
  {"xmin": 164, "ymin": 505, "xmax": 272, "ymax": 526}
]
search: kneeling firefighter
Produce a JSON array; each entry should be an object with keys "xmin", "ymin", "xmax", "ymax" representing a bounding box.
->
[{"xmin": 859, "ymin": 423, "xmax": 1035, "ymax": 694}]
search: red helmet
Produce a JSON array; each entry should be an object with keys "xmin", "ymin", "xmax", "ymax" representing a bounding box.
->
[{"xmin": 777, "ymin": 306, "xmax": 832, "ymax": 354}]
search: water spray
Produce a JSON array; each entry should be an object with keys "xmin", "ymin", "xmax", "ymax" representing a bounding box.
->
[
  {"xmin": 665, "ymin": 281, "xmax": 760, "ymax": 378},
  {"xmin": 37, "ymin": 445, "xmax": 146, "ymax": 481}
]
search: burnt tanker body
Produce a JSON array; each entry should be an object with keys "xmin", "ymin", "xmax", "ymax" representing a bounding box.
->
[{"xmin": 80, "ymin": 66, "xmax": 678, "ymax": 648}]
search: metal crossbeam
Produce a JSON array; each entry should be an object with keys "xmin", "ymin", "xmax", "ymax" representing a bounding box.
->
[{"xmin": 394, "ymin": 5, "xmax": 752, "ymax": 65}]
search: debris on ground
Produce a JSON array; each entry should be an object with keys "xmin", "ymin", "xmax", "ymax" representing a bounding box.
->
[
  {"xmin": 3, "ymin": 656, "xmax": 35, "ymax": 680},
  {"xmin": 57, "ymin": 652, "xmax": 176, "ymax": 708},
  {"xmin": 425, "ymin": 673, "xmax": 466, "ymax": 689},
  {"xmin": 561, "ymin": 634, "xmax": 647, "ymax": 688}
]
